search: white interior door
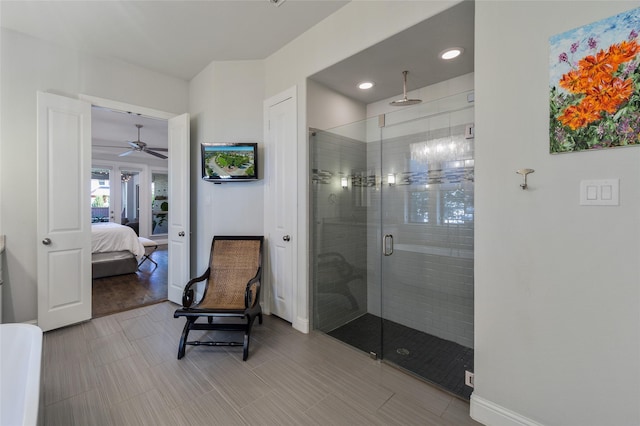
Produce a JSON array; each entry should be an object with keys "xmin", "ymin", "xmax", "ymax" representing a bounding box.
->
[
  {"xmin": 37, "ymin": 92, "xmax": 92, "ymax": 331},
  {"xmin": 264, "ymin": 89, "xmax": 297, "ymax": 322},
  {"xmin": 167, "ymin": 113, "xmax": 191, "ymax": 304}
]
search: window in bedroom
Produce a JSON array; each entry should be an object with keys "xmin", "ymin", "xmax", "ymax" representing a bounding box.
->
[{"xmin": 91, "ymin": 167, "xmax": 111, "ymax": 222}]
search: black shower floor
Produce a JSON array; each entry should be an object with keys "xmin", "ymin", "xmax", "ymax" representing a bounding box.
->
[{"xmin": 327, "ymin": 313, "xmax": 474, "ymax": 399}]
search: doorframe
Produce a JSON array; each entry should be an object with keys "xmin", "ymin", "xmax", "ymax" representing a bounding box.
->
[
  {"xmin": 79, "ymin": 95, "xmax": 176, "ymax": 121},
  {"xmin": 81, "ymin": 95, "xmax": 180, "ymax": 296}
]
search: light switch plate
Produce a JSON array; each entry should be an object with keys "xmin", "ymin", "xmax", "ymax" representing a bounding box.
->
[{"xmin": 580, "ymin": 179, "xmax": 619, "ymax": 205}]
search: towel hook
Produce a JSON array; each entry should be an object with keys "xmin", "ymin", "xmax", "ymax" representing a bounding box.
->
[{"xmin": 516, "ymin": 169, "xmax": 535, "ymax": 190}]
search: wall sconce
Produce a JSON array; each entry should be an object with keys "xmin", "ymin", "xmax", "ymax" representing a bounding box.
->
[
  {"xmin": 341, "ymin": 177, "xmax": 348, "ymax": 189},
  {"xmin": 388, "ymin": 173, "xmax": 396, "ymax": 186}
]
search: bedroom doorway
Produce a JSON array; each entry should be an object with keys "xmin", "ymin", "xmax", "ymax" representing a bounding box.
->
[{"xmin": 89, "ymin": 103, "xmax": 175, "ymax": 317}]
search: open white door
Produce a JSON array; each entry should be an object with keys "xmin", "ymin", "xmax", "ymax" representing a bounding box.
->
[
  {"xmin": 264, "ymin": 89, "xmax": 297, "ymax": 322},
  {"xmin": 37, "ymin": 92, "xmax": 92, "ymax": 331},
  {"xmin": 167, "ymin": 113, "xmax": 190, "ymax": 304}
]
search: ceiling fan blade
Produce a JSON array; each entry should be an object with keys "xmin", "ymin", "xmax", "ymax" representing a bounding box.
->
[
  {"xmin": 119, "ymin": 150, "xmax": 135, "ymax": 157},
  {"xmin": 144, "ymin": 149, "xmax": 168, "ymax": 159},
  {"xmin": 93, "ymin": 144, "xmax": 124, "ymax": 148},
  {"xmin": 127, "ymin": 141, "xmax": 140, "ymax": 149},
  {"xmin": 146, "ymin": 147, "xmax": 168, "ymax": 152}
]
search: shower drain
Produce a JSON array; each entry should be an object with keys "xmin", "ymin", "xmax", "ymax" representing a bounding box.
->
[{"xmin": 396, "ymin": 348, "xmax": 410, "ymax": 356}]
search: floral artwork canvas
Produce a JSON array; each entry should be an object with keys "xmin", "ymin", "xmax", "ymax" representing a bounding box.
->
[{"xmin": 549, "ymin": 7, "xmax": 640, "ymax": 153}]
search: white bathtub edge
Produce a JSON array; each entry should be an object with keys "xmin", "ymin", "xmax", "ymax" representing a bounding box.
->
[{"xmin": 0, "ymin": 323, "xmax": 43, "ymax": 426}]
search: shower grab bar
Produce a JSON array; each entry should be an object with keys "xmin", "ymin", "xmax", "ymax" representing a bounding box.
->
[{"xmin": 383, "ymin": 234, "xmax": 394, "ymax": 256}]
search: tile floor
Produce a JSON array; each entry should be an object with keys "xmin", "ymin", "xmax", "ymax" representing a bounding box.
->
[{"xmin": 43, "ymin": 301, "xmax": 481, "ymax": 425}]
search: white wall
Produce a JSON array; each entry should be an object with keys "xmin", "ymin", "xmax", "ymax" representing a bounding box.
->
[
  {"xmin": 0, "ymin": 29, "xmax": 188, "ymax": 323},
  {"xmin": 188, "ymin": 60, "xmax": 265, "ymax": 275},
  {"xmin": 307, "ymin": 78, "xmax": 366, "ymax": 131},
  {"xmin": 473, "ymin": 2, "xmax": 640, "ymax": 426}
]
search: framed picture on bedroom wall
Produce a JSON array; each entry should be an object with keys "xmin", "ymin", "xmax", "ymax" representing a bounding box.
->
[{"xmin": 549, "ymin": 6, "xmax": 640, "ymax": 154}]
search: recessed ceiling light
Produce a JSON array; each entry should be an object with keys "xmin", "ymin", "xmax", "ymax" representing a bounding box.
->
[
  {"xmin": 358, "ymin": 81, "xmax": 374, "ymax": 90},
  {"xmin": 440, "ymin": 47, "xmax": 464, "ymax": 60}
]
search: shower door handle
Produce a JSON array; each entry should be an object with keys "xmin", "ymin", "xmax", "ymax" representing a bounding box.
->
[{"xmin": 383, "ymin": 234, "xmax": 394, "ymax": 256}]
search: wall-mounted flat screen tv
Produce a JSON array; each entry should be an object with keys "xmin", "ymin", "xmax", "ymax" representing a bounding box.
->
[{"xmin": 201, "ymin": 142, "xmax": 259, "ymax": 182}]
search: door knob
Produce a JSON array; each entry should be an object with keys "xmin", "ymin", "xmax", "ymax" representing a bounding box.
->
[
  {"xmin": 42, "ymin": 238, "xmax": 52, "ymax": 245},
  {"xmin": 283, "ymin": 235, "xmax": 291, "ymax": 242},
  {"xmin": 178, "ymin": 231, "xmax": 185, "ymax": 237}
]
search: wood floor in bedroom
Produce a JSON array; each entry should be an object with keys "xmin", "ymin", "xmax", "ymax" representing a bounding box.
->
[{"xmin": 92, "ymin": 245, "xmax": 168, "ymax": 318}]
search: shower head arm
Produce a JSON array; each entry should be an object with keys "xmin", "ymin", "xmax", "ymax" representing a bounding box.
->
[
  {"xmin": 390, "ymin": 70, "xmax": 421, "ymax": 106},
  {"xmin": 401, "ymin": 70, "xmax": 408, "ymax": 100}
]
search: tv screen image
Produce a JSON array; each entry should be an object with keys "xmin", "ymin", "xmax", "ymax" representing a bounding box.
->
[{"xmin": 201, "ymin": 143, "xmax": 258, "ymax": 182}]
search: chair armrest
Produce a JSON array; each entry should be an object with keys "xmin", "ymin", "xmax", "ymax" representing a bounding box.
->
[
  {"xmin": 244, "ymin": 267, "xmax": 262, "ymax": 309},
  {"xmin": 182, "ymin": 268, "xmax": 210, "ymax": 308}
]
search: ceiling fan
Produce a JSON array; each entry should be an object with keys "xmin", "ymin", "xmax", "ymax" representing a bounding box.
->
[{"xmin": 119, "ymin": 124, "xmax": 168, "ymax": 159}]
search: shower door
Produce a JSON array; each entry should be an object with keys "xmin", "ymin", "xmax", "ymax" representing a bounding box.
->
[
  {"xmin": 311, "ymin": 90, "xmax": 474, "ymax": 399},
  {"xmin": 379, "ymin": 95, "xmax": 474, "ymax": 399}
]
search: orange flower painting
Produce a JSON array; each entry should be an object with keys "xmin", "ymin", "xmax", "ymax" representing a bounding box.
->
[{"xmin": 549, "ymin": 7, "xmax": 640, "ymax": 153}]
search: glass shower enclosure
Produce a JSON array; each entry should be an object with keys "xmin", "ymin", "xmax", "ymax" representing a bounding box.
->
[{"xmin": 311, "ymin": 90, "xmax": 474, "ymax": 399}]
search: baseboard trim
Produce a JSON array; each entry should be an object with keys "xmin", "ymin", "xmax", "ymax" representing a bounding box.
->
[
  {"xmin": 470, "ymin": 394, "xmax": 544, "ymax": 426},
  {"xmin": 293, "ymin": 317, "xmax": 309, "ymax": 334}
]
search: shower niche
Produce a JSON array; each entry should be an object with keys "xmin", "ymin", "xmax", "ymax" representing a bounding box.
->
[{"xmin": 311, "ymin": 90, "xmax": 475, "ymax": 399}]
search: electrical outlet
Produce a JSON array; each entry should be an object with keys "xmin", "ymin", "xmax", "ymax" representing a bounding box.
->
[{"xmin": 465, "ymin": 370, "xmax": 474, "ymax": 388}]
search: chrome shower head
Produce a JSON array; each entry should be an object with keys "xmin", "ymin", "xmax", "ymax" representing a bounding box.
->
[
  {"xmin": 389, "ymin": 98, "xmax": 422, "ymax": 106},
  {"xmin": 390, "ymin": 70, "xmax": 422, "ymax": 106}
]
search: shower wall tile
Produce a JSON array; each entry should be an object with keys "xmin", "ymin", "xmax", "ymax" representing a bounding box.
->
[{"xmin": 312, "ymin": 105, "xmax": 474, "ymax": 348}]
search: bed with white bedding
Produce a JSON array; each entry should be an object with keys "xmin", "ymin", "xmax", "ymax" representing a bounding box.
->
[{"xmin": 91, "ymin": 222, "xmax": 145, "ymax": 278}]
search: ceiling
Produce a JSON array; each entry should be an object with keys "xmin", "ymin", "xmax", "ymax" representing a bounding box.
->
[
  {"xmin": 0, "ymin": 0, "xmax": 349, "ymax": 81},
  {"xmin": 91, "ymin": 107, "xmax": 169, "ymax": 161},
  {"xmin": 310, "ymin": 1, "xmax": 474, "ymax": 104},
  {"xmin": 1, "ymin": 0, "xmax": 474, "ymax": 156}
]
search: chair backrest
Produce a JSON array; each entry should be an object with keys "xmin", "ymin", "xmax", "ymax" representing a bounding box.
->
[{"xmin": 200, "ymin": 236, "xmax": 263, "ymax": 310}]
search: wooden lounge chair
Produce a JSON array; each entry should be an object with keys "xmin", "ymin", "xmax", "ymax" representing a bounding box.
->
[{"xmin": 173, "ymin": 235, "xmax": 264, "ymax": 361}]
